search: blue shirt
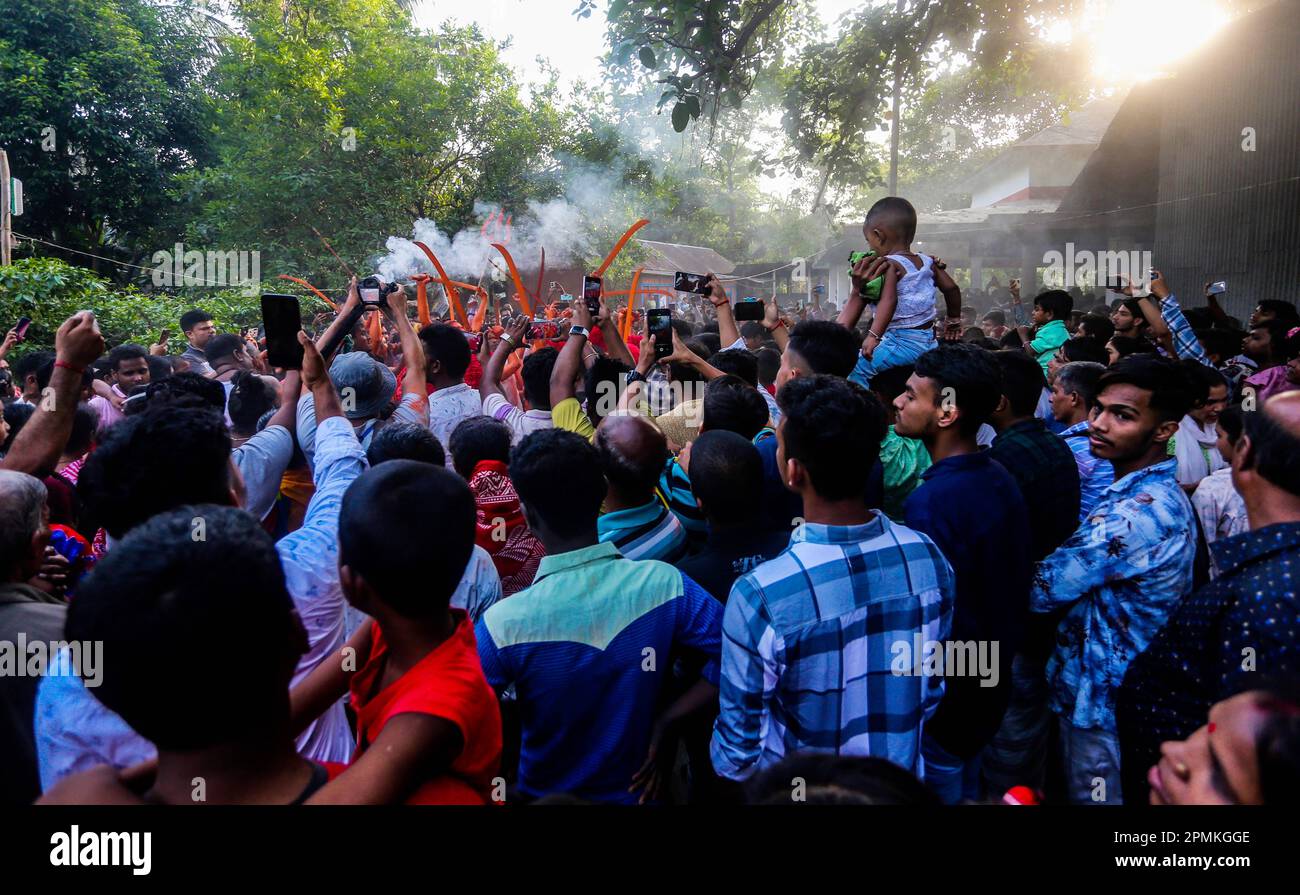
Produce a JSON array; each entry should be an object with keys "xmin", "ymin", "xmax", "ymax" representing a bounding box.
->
[
  {"xmin": 1061, "ymin": 421, "xmax": 1116, "ymax": 521},
  {"xmin": 36, "ymin": 415, "xmax": 367, "ymax": 787},
  {"xmin": 597, "ymin": 498, "xmax": 689, "ymax": 563},
  {"xmin": 710, "ymin": 516, "xmax": 955, "ymax": 781},
  {"xmin": 903, "ymin": 450, "xmax": 1032, "ymax": 757},
  {"xmin": 475, "ymin": 542, "xmax": 722, "ymax": 803},
  {"xmin": 1030, "ymin": 458, "xmax": 1195, "ymax": 732}
]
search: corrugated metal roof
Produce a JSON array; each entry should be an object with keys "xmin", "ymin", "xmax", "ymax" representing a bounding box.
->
[{"xmin": 637, "ymin": 240, "xmax": 736, "ymax": 275}]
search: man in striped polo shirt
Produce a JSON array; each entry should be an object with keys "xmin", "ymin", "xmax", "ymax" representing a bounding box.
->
[
  {"xmin": 711, "ymin": 376, "xmax": 956, "ymax": 782},
  {"xmin": 594, "ymin": 414, "xmax": 688, "ymax": 563}
]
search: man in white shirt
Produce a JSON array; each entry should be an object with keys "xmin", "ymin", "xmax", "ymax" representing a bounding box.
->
[
  {"xmin": 421, "ymin": 322, "xmax": 482, "ymax": 455},
  {"xmin": 477, "ymin": 316, "xmax": 556, "ymax": 444}
]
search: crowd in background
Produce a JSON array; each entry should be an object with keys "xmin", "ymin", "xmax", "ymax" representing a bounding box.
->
[{"xmin": 1, "ymin": 196, "xmax": 1297, "ymax": 807}]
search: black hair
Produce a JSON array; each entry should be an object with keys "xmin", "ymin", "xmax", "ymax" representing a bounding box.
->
[
  {"xmin": 755, "ymin": 346, "xmax": 781, "ymax": 387},
  {"xmin": 745, "ymin": 753, "xmax": 939, "ymax": 805},
  {"xmin": 699, "ymin": 321, "xmax": 720, "ymax": 336},
  {"xmin": 740, "ymin": 322, "xmax": 767, "ymax": 343},
  {"xmin": 13, "ymin": 350, "xmax": 54, "ymax": 385},
  {"xmin": 687, "ymin": 430, "xmax": 763, "ymax": 526},
  {"xmin": 510, "ymin": 429, "xmax": 606, "ymax": 540},
  {"xmin": 1179, "ymin": 358, "xmax": 1229, "ymax": 408},
  {"xmin": 1096, "ymin": 355, "xmax": 1195, "ymax": 424},
  {"xmin": 1108, "ymin": 335, "xmax": 1157, "ymax": 360},
  {"xmin": 1055, "ymin": 361, "xmax": 1107, "ymax": 409},
  {"xmin": 203, "ymin": 333, "xmax": 245, "ymax": 366},
  {"xmin": 999, "ymin": 329, "xmax": 1024, "ymax": 349},
  {"xmin": 1077, "ymin": 313, "xmax": 1115, "ymax": 344},
  {"xmin": 521, "ymin": 347, "xmax": 558, "ymax": 410},
  {"xmin": 143, "ymin": 371, "xmax": 227, "ymax": 412},
  {"xmin": 583, "ymin": 356, "xmax": 632, "ymax": 428},
  {"xmin": 1119, "ymin": 298, "xmax": 1148, "ymax": 325},
  {"xmin": 684, "ymin": 338, "xmax": 712, "ymax": 361},
  {"xmin": 1251, "ymin": 319, "xmax": 1294, "ymax": 362},
  {"xmin": 702, "ymin": 374, "xmax": 770, "ymax": 440},
  {"xmin": 1217, "ymin": 404, "xmax": 1244, "ymax": 444},
  {"xmin": 107, "ymin": 344, "xmax": 148, "ymax": 371},
  {"xmin": 35, "ymin": 358, "xmax": 93, "ymax": 393},
  {"xmin": 1240, "ymin": 402, "xmax": 1300, "ymax": 497},
  {"xmin": 418, "ymin": 323, "xmax": 472, "ymax": 380},
  {"xmin": 1252, "ymin": 678, "xmax": 1300, "ymax": 805},
  {"xmin": 994, "ymin": 349, "xmax": 1047, "ymax": 417},
  {"xmin": 65, "ymin": 402, "xmax": 99, "ymax": 458},
  {"xmin": 961, "ymin": 326, "xmax": 986, "ymax": 343},
  {"xmin": 1060, "ymin": 337, "xmax": 1109, "ymax": 366},
  {"xmin": 338, "ymin": 461, "xmax": 475, "ymax": 619},
  {"xmin": 669, "ymin": 318, "xmax": 694, "ymax": 341},
  {"xmin": 594, "ymin": 416, "xmax": 668, "ymax": 500},
  {"xmin": 1255, "ymin": 300, "xmax": 1300, "ymax": 327},
  {"xmin": 693, "ymin": 332, "xmax": 722, "ymax": 355},
  {"xmin": 708, "ymin": 348, "xmax": 759, "ymax": 387},
  {"xmin": 367, "ymin": 421, "xmax": 446, "ymax": 468},
  {"xmin": 448, "ymin": 415, "xmax": 512, "ymax": 480},
  {"xmin": 786, "ymin": 320, "xmax": 859, "ymax": 378},
  {"xmin": 227, "ymin": 371, "xmax": 278, "ymax": 436},
  {"xmin": 1196, "ymin": 328, "xmax": 1244, "ymax": 362},
  {"xmin": 867, "ymin": 363, "xmax": 914, "ymax": 405},
  {"xmin": 179, "ymin": 309, "xmax": 212, "ymax": 333},
  {"xmin": 146, "ymin": 354, "xmax": 175, "ymax": 384},
  {"xmin": 79, "ymin": 407, "xmax": 233, "ymax": 538},
  {"xmin": 777, "ymin": 375, "xmax": 886, "ymax": 501},
  {"xmin": 2, "ymin": 402, "xmax": 34, "ymax": 453},
  {"xmin": 912, "ymin": 343, "xmax": 1003, "ymax": 435},
  {"xmin": 67, "ymin": 505, "xmax": 297, "ymax": 751},
  {"xmin": 864, "ymin": 196, "xmax": 918, "ymax": 243},
  {"xmin": 1033, "ymin": 289, "xmax": 1073, "ymax": 322},
  {"xmin": 982, "ymin": 309, "xmax": 1006, "ymax": 326}
]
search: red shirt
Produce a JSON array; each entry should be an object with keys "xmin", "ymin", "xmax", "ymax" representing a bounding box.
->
[{"xmin": 349, "ymin": 611, "xmax": 503, "ymax": 804}]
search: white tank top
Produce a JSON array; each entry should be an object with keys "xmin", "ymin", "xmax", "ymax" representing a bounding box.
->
[{"xmin": 885, "ymin": 253, "xmax": 939, "ymax": 330}]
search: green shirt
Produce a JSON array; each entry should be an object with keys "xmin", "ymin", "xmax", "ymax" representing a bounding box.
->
[
  {"xmin": 1028, "ymin": 319, "xmax": 1069, "ymax": 374},
  {"xmin": 880, "ymin": 425, "xmax": 932, "ymax": 521}
]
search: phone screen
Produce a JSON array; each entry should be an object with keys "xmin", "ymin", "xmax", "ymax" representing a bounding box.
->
[
  {"xmin": 674, "ymin": 271, "xmax": 709, "ymax": 295},
  {"xmin": 14, "ymin": 316, "xmax": 31, "ymax": 341},
  {"xmin": 648, "ymin": 309, "xmax": 672, "ymax": 360},
  {"xmin": 582, "ymin": 275, "xmax": 602, "ymax": 314},
  {"xmin": 734, "ymin": 299, "xmax": 765, "ymax": 321},
  {"xmin": 261, "ymin": 294, "xmax": 304, "ymax": 370}
]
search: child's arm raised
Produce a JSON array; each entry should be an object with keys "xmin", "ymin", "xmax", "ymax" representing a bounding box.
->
[
  {"xmin": 931, "ymin": 258, "xmax": 963, "ymax": 342},
  {"xmin": 305, "ymin": 713, "xmax": 465, "ymax": 805},
  {"xmin": 862, "ymin": 264, "xmax": 901, "ymax": 359}
]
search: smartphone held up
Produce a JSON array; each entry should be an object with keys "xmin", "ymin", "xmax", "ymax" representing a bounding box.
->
[
  {"xmin": 260, "ymin": 293, "xmax": 304, "ymax": 370},
  {"xmin": 582, "ymin": 275, "xmax": 602, "ymax": 315},
  {"xmin": 647, "ymin": 308, "xmax": 673, "ymax": 361},
  {"xmin": 674, "ymin": 271, "xmax": 710, "ymax": 295}
]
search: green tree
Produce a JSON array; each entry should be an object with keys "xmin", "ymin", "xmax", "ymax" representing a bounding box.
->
[{"xmin": 0, "ymin": 0, "xmax": 216, "ymax": 264}]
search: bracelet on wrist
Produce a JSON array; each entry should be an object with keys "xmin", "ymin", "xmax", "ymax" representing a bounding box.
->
[
  {"xmin": 54, "ymin": 360, "xmax": 85, "ymax": 375},
  {"xmin": 867, "ymin": 330, "xmax": 882, "ymax": 341}
]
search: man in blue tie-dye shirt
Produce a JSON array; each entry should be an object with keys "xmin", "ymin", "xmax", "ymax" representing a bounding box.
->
[{"xmin": 1031, "ymin": 356, "xmax": 1197, "ymax": 805}]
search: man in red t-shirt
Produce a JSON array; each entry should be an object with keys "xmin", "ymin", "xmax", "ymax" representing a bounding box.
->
[{"xmin": 292, "ymin": 460, "xmax": 502, "ymax": 804}]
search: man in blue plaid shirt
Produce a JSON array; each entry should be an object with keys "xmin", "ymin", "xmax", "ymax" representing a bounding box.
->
[{"xmin": 711, "ymin": 376, "xmax": 955, "ymax": 781}]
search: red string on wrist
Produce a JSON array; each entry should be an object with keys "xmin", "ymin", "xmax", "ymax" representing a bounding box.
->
[{"xmin": 54, "ymin": 360, "xmax": 85, "ymax": 375}]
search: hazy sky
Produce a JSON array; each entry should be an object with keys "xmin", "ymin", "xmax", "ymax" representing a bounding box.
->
[{"xmin": 413, "ymin": 0, "xmax": 866, "ymax": 89}]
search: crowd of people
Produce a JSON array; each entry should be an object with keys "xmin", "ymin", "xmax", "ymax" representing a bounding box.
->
[{"xmin": 1, "ymin": 196, "xmax": 1297, "ymax": 806}]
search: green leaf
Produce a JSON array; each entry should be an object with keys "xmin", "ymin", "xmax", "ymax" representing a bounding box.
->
[
  {"xmin": 639, "ymin": 46, "xmax": 657, "ymax": 69},
  {"xmin": 671, "ymin": 101, "xmax": 690, "ymax": 132}
]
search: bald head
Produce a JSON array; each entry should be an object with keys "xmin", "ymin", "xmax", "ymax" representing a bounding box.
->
[
  {"xmin": 1236, "ymin": 391, "xmax": 1300, "ymax": 505},
  {"xmin": 0, "ymin": 470, "xmax": 48, "ymax": 582},
  {"xmin": 595, "ymin": 414, "xmax": 669, "ymax": 503}
]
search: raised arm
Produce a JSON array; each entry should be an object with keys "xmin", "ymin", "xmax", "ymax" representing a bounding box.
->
[
  {"xmin": 706, "ymin": 274, "xmax": 741, "ymax": 349},
  {"xmin": 2, "ymin": 312, "xmax": 104, "ymax": 475},
  {"xmin": 314, "ymin": 277, "xmax": 364, "ymax": 363},
  {"xmin": 383, "ymin": 285, "xmax": 427, "ymax": 400},
  {"xmin": 763, "ymin": 296, "xmax": 790, "ymax": 351},
  {"xmin": 931, "ymin": 258, "xmax": 963, "ymax": 342},
  {"xmin": 480, "ymin": 316, "xmax": 529, "ymax": 403},
  {"xmin": 549, "ymin": 297, "xmax": 593, "ymax": 409},
  {"xmin": 597, "ymin": 293, "xmax": 635, "ymax": 368}
]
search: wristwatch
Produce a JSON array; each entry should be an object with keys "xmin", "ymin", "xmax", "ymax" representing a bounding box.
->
[{"xmin": 569, "ymin": 325, "xmax": 590, "ymax": 339}]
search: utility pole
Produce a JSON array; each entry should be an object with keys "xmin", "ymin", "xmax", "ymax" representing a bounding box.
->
[
  {"xmin": 1, "ymin": 150, "xmax": 11, "ymax": 266},
  {"xmin": 887, "ymin": 0, "xmax": 905, "ymax": 196}
]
